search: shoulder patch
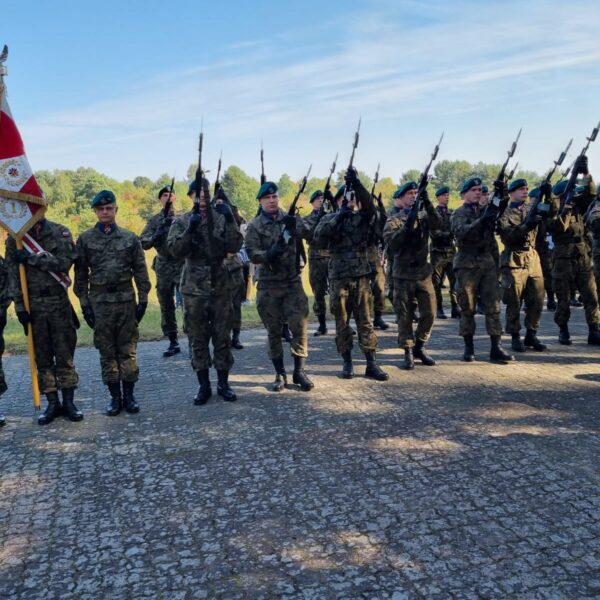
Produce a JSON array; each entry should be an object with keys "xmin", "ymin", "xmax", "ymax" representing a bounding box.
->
[{"xmin": 62, "ymin": 231, "xmax": 71, "ymax": 238}]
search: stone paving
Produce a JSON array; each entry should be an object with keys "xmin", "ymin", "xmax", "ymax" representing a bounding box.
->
[{"xmin": 1, "ymin": 306, "xmax": 600, "ymax": 599}]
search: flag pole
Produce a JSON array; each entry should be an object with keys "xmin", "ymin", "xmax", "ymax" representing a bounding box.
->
[{"xmin": 16, "ymin": 239, "xmax": 41, "ymax": 410}]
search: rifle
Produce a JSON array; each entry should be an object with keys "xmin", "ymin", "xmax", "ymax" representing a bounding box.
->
[
  {"xmin": 371, "ymin": 162, "xmax": 380, "ymax": 198},
  {"xmin": 260, "ymin": 141, "xmax": 266, "ymax": 185},
  {"xmin": 214, "ymin": 150, "xmax": 223, "ymax": 196},
  {"xmin": 282, "ymin": 164, "xmax": 312, "ymax": 244},
  {"xmin": 318, "ymin": 153, "xmax": 338, "ymax": 218},
  {"xmin": 162, "ymin": 176, "xmax": 175, "ymax": 222},
  {"xmin": 506, "ymin": 162, "xmax": 519, "ymax": 183},
  {"xmin": 535, "ymin": 139, "xmax": 572, "ymax": 215},
  {"xmin": 342, "ymin": 118, "xmax": 361, "ymax": 208}
]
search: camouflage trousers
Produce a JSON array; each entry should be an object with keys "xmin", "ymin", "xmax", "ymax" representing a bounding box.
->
[
  {"xmin": 455, "ymin": 267, "xmax": 502, "ymax": 336},
  {"xmin": 156, "ymin": 272, "xmax": 180, "ymax": 338},
  {"xmin": 539, "ymin": 250, "xmax": 553, "ymax": 294},
  {"xmin": 330, "ymin": 276, "xmax": 378, "ymax": 355},
  {"xmin": 552, "ymin": 258, "xmax": 600, "ymax": 327},
  {"xmin": 228, "ymin": 268, "xmax": 246, "ymax": 332},
  {"xmin": 501, "ymin": 267, "xmax": 544, "ymax": 334},
  {"xmin": 308, "ymin": 256, "xmax": 329, "ymax": 317},
  {"xmin": 0, "ymin": 303, "xmax": 7, "ymax": 396},
  {"xmin": 92, "ymin": 299, "xmax": 139, "ymax": 385},
  {"xmin": 183, "ymin": 291, "xmax": 234, "ymax": 371},
  {"xmin": 393, "ymin": 276, "xmax": 436, "ymax": 348},
  {"xmin": 593, "ymin": 260, "xmax": 600, "ymax": 306},
  {"xmin": 369, "ymin": 254, "xmax": 386, "ymax": 313},
  {"xmin": 256, "ymin": 283, "xmax": 309, "ymax": 360},
  {"xmin": 431, "ymin": 250, "xmax": 457, "ymax": 310},
  {"xmin": 30, "ymin": 295, "xmax": 79, "ymax": 393}
]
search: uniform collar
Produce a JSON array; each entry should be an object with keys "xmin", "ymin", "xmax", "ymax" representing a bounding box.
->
[
  {"xmin": 509, "ymin": 200, "xmax": 525, "ymax": 209},
  {"xmin": 96, "ymin": 222, "xmax": 117, "ymax": 235}
]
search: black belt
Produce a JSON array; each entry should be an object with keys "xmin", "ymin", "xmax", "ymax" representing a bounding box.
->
[
  {"xmin": 31, "ymin": 286, "xmax": 66, "ymax": 298},
  {"xmin": 91, "ymin": 282, "xmax": 133, "ymax": 294}
]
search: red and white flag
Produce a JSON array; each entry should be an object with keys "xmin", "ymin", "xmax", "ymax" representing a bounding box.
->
[{"xmin": 0, "ymin": 78, "xmax": 47, "ymax": 239}]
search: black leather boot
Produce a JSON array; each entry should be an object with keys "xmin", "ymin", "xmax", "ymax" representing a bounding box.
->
[
  {"xmin": 341, "ymin": 350, "xmax": 354, "ymax": 379},
  {"xmin": 217, "ymin": 369, "xmax": 237, "ymax": 401},
  {"xmin": 281, "ymin": 323, "xmax": 293, "ymax": 343},
  {"xmin": 38, "ymin": 391, "xmax": 62, "ymax": 425},
  {"xmin": 451, "ymin": 305, "xmax": 461, "ymax": 319},
  {"xmin": 106, "ymin": 383, "xmax": 122, "ymax": 416},
  {"xmin": 163, "ymin": 333, "xmax": 181, "ymax": 357},
  {"xmin": 61, "ymin": 388, "xmax": 83, "ymax": 422},
  {"xmin": 436, "ymin": 307, "xmax": 448, "ymax": 320},
  {"xmin": 271, "ymin": 358, "xmax": 288, "ymax": 392},
  {"xmin": 414, "ymin": 339, "xmax": 436, "ymax": 366},
  {"xmin": 403, "ymin": 348, "xmax": 415, "ymax": 370},
  {"xmin": 558, "ymin": 326, "xmax": 572, "ymax": 345},
  {"xmin": 122, "ymin": 381, "xmax": 140, "ymax": 413},
  {"xmin": 511, "ymin": 333, "xmax": 525, "ymax": 352},
  {"xmin": 194, "ymin": 369, "xmax": 212, "ymax": 405},
  {"xmin": 314, "ymin": 314, "xmax": 328, "ymax": 336},
  {"xmin": 364, "ymin": 351, "xmax": 389, "ymax": 381},
  {"xmin": 373, "ymin": 312, "xmax": 389, "ymax": 330},
  {"xmin": 524, "ymin": 329, "xmax": 546, "ymax": 351},
  {"xmin": 293, "ymin": 356, "xmax": 314, "ymax": 391},
  {"xmin": 231, "ymin": 329, "xmax": 244, "ymax": 350},
  {"xmin": 463, "ymin": 335, "xmax": 475, "ymax": 362},
  {"xmin": 588, "ymin": 324, "xmax": 600, "ymax": 345},
  {"xmin": 490, "ymin": 336, "xmax": 515, "ymax": 363}
]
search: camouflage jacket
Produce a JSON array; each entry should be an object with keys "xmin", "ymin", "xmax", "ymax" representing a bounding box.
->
[
  {"xmin": 585, "ymin": 198, "xmax": 600, "ymax": 259},
  {"xmin": 302, "ymin": 210, "xmax": 331, "ymax": 259},
  {"xmin": 429, "ymin": 205, "xmax": 455, "ymax": 254},
  {"xmin": 497, "ymin": 204, "xmax": 541, "ymax": 272},
  {"xmin": 450, "ymin": 203, "xmax": 498, "ymax": 270},
  {"xmin": 167, "ymin": 209, "xmax": 243, "ymax": 297},
  {"xmin": 383, "ymin": 202, "xmax": 441, "ymax": 280},
  {"xmin": 6, "ymin": 219, "xmax": 75, "ymax": 311},
  {"xmin": 245, "ymin": 209, "xmax": 308, "ymax": 288},
  {"xmin": 0, "ymin": 255, "xmax": 9, "ymax": 309},
  {"xmin": 140, "ymin": 212, "xmax": 183, "ymax": 281},
  {"xmin": 74, "ymin": 223, "xmax": 151, "ymax": 307}
]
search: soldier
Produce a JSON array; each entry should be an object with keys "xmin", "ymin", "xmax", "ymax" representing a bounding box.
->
[
  {"xmin": 497, "ymin": 179, "xmax": 547, "ymax": 352},
  {"xmin": 302, "ymin": 189, "xmax": 331, "ymax": 336},
  {"xmin": 168, "ymin": 180, "xmax": 243, "ymax": 403},
  {"xmin": 368, "ymin": 194, "xmax": 389, "ymax": 330},
  {"xmin": 0, "ymin": 254, "xmax": 10, "ymax": 427},
  {"xmin": 384, "ymin": 190, "xmax": 405, "ymax": 302},
  {"xmin": 140, "ymin": 185, "xmax": 184, "ymax": 357},
  {"xmin": 586, "ymin": 184, "xmax": 600, "ymax": 297},
  {"xmin": 383, "ymin": 181, "xmax": 441, "ymax": 369},
  {"xmin": 6, "ymin": 219, "xmax": 82, "ymax": 424},
  {"xmin": 75, "ymin": 190, "xmax": 151, "ymax": 415},
  {"xmin": 451, "ymin": 177, "xmax": 514, "ymax": 363},
  {"xmin": 430, "ymin": 185, "xmax": 459, "ymax": 319},
  {"xmin": 548, "ymin": 156, "xmax": 600, "ymax": 345},
  {"xmin": 244, "ymin": 181, "xmax": 314, "ymax": 392},
  {"xmin": 314, "ymin": 169, "xmax": 388, "ymax": 381}
]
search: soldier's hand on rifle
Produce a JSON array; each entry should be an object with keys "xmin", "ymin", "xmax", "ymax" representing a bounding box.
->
[
  {"xmin": 216, "ymin": 186, "xmax": 230, "ymax": 204},
  {"xmin": 493, "ymin": 179, "xmax": 505, "ymax": 198},
  {"xmin": 82, "ymin": 305, "xmax": 95, "ymax": 329},
  {"xmin": 13, "ymin": 249, "xmax": 30, "ymax": 264},
  {"xmin": 266, "ymin": 238, "xmax": 287, "ymax": 262},
  {"xmin": 282, "ymin": 214, "xmax": 297, "ymax": 231},
  {"xmin": 324, "ymin": 189, "xmax": 335, "ymax": 204},
  {"xmin": 540, "ymin": 181, "xmax": 552, "ymax": 198},
  {"xmin": 345, "ymin": 167, "xmax": 359, "ymax": 188},
  {"xmin": 575, "ymin": 155, "xmax": 589, "ymax": 176},
  {"xmin": 135, "ymin": 302, "xmax": 148, "ymax": 324},
  {"xmin": 525, "ymin": 210, "xmax": 543, "ymax": 229},
  {"xmin": 419, "ymin": 188, "xmax": 431, "ymax": 207},
  {"xmin": 16, "ymin": 310, "xmax": 31, "ymax": 336},
  {"xmin": 214, "ymin": 202, "xmax": 234, "ymax": 223},
  {"xmin": 188, "ymin": 211, "xmax": 202, "ymax": 232},
  {"xmin": 152, "ymin": 223, "xmax": 169, "ymax": 242}
]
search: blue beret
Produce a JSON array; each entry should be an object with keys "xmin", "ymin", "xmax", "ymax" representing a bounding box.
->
[
  {"xmin": 188, "ymin": 178, "xmax": 210, "ymax": 196},
  {"xmin": 393, "ymin": 181, "xmax": 418, "ymax": 199},
  {"xmin": 158, "ymin": 185, "xmax": 174, "ymax": 199},
  {"xmin": 257, "ymin": 181, "xmax": 278, "ymax": 200},
  {"xmin": 91, "ymin": 190, "xmax": 116, "ymax": 208},
  {"xmin": 528, "ymin": 187, "xmax": 541, "ymax": 199},
  {"xmin": 508, "ymin": 178, "xmax": 527, "ymax": 193},
  {"xmin": 435, "ymin": 185, "xmax": 449, "ymax": 197},
  {"xmin": 460, "ymin": 177, "xmax": 482, "ymax": 194},
  {"xmin": 310, "ymin": 190, "xmax": 324, "ymax": 202},
  {"xmin": 552, "ymin": 180, "xmax": 568, "ymax": 196},
  {"xmin": 481, "ymin": 185, "xmax": 489, "ymax": 193}
]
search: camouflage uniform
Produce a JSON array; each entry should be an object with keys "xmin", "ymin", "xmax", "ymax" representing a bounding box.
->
[
  {"xmin": 0, "ymin": 256, "xmax": 10, "ymax": 423},
  {"xmin": 535, "ymin": 220, "xmax": 554, "ymax": 301},
  {"xmin": 430, "ymin": 205, "xmax": 458, "ymax": 314},
  {"xmin": 302, "ymin": 209, "xmax": 330, "ymax": 319},
  {"xmin": 497, "ymin": 203, "xmax": 545, "ymax": 338},
  {"xmin": 224, "ymin": 252, "xmax": 245, "ymax": 333},
  {"xmin": 383, "ymin": 202, "xmax": 441, "ymax": 353},
  {"xmin": 585, "ymin": 199, "xmax": 600, "ymax": 299},
  {"xmin": 75, "ymin": 224, "xmax": 151, "ymax": 384},
  {"xmin": 384, "ymin": 206, "xmax": 402, "ymax": 300},
  {"xmin": 167, "ymin": 208, "xmax": 242, "ymax": 372},
  {"xmin": 367, "ymin": 204, "xmax": 388, "ymax": 329},
  {"xmin": 6, "ymin": 220, "xmax": 79, "ymax": 393},
  {"xmin": 140, "ymin": 212, "xmax": 183, "ymax": 339}
]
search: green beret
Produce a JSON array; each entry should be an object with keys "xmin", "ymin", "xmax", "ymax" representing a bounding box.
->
[
  {"xmin": 459, "ymin": 177, "xmax": 482, "ymax": 194},
  {"xmin": 310, "ymin": 190, "xmax": 324, "ymax": 203},
  {"xmin": 334, "ymin": 185, "xmax": 346, "ymax": 202},
  {"xmin": 528, "ymin": 187, "xmax": 541, "ymax": 199},
  {"xmin": 393, "ymin": 181, "xmax": 418, "ymax": 199},
  {"xmin": 435, "ymin": 185, "xmax": 449, "ymax": 197},
  {"xmin": 91, "ymin": 190, "xmax": 116, "ymax": 208},
  {"xmin": 552, "ymin": 180, "xmax": 568, "ymax": 196},
  {"xmin": 481, "ymin": 185, "xmax": 489, "ymax": 193},
  {"xmin": 187, "ymin": 178, "xmax": 210, "ymax": 196},
  {"xmin": 158, "ymin": 185, "xmax": 174, "ymax": 199},
  {"xmin": 257, "ymin": 181, "xmax": 278, "ymax": 200},
  {"xmin": 508, "ymin": 178, "xmax": 527, "ymax": 193}
]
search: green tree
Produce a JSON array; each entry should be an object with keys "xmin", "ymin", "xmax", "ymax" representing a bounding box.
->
[{"xmin": 221, "ymin": 166, "xmax": 260, "ymax": 220}]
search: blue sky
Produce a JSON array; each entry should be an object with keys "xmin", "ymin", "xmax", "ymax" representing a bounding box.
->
[{"xmin": 4, "ymin": 0, "xmax": 600, "ymax": 182}]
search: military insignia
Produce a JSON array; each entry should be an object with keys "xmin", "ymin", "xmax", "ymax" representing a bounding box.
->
[
  {"xmin": 62, "ymin": 230, "xmax": 71, "ymax": 237},
  {"xmin": 0, "ymin": 196, "xmax": 28, "ymax": 219},
  {"xmin": 0, "ymin": 157, "xmax": 29, "ymax": 188}
]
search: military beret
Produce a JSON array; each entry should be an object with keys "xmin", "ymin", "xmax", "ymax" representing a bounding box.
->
[
  {"xmin": 459, "ymin": 177, "xmax": 482, "ymax": 194},
  {"xmin": 91, "ymin": 190, "xmax": 116, "ymax": 208},
  {"xmin": 187, "ymin": 178, "xmax": 210, "ymax": 196},
  {"xmin": 575, "ymin": 185, "xmax": 586, "ymax": 195},
  {"xmin": 334, "ymin": 185, "xmax": 346, "ymax": 202},
  {"xmin": 435, "ymin": 185, "xmax": 449, "ymax": 197},
  {"xmin": 481, "ymin": 185, "xmax": 489, "ymax": 193},
  {"xmin": 528, "ymin": 187, "xmax": 541, "ymax": 199},
  {"xmin": 256, "ymin": 181, "xmax": 278, "ymax": 200},
  {"xmin": 508, "ymin": 178, "xmax": 527, "ymax": 193},
  {"xmin": 310, "ymin": 190, "xmax": 324, "ymax": 203},
  {"xmin": 158, "ymin": 185, "xmax": 174, "ymax": 199},
  {"xmin": 552, "ymin": 180, "xmax": 568, "ymax": 196},
  {"xmin": 393, "ymin": 181, "xmax": 418, "ymax": 199}
]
